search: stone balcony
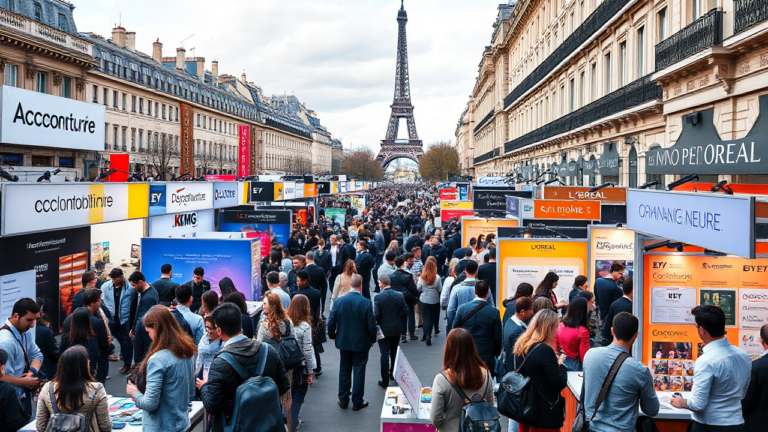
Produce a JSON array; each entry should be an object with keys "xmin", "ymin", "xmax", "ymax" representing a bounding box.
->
[{"xmin": 0, "ymin": 8, "xmax": 93, "ymax": 59}]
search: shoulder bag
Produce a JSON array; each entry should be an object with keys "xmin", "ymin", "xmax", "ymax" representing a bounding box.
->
[
  {"xmin": 572, "ymin": 352, "xmax": 629, "ymax": 432},
  {"xmin": 495, "ymin": 344, "xmax": 542, "ymax": 424}
]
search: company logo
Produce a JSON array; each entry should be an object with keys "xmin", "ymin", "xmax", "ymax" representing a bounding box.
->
[
  {"xmin": 27, "ymin": 238, "xmax": 66, "ymax": 249},
  {"xmin": 652, "ymin": 329, "xmax": 688, "ymax": 338},
  {"xmin": 35, "ymin": 194, "xmax": 113, "ymax": 213},
  {"xmin": 653, "ymin": 261, "xmax": 683, "ymax": 269},
  {"xmin": 743, "ymin": 292, "xmax": 768, "ymax": 302},
  {"xmin": 524, "ymin": 205, "xmax": 533, "ymax": 212},
  {"xmin": 174, "ymin": 212, "xmax": 198, "ymax": 227},
  {"xmin": 652, "ymin": 272, "xmax": 694, "ymax": 282},
  {"xmin": 741, "ymin": 315, "xmax": 768, "ymax": 324},
  {"xmin": 702, "ymin": 263, "xmax": 733, "ymax": 270},
  {"xmin": 13, "ymin": 102, "xmax": 97, "ymax": 134},
  {"xmin": 595, "ymin": 242, "xmax": 633, "ymax": 251},
  {"xmin": 214, "ymin": 188, "xmax": 236, "ymax": 201},
  {"xmin": 150, "ymin": 192, "xmax": 164, "ymax": 205},
  {"xmin": 569, "ymin": 191, "xmax": 607, "ymax": 200},
  {"xmin": 743, "ymin": 265, "xmax": 768, "ymax": 272},
  {"xmin": 171, "ymin": 188, "xmax": 207, "ymax": 206},
  {"xmin": 531, "ymin": 244, "xmax": 555, "ymax": 251},
  {"xmin": 251, "ymin": 187, "xmax": 263, "ymax": 194}
]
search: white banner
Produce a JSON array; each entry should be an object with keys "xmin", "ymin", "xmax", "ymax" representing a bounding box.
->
[
  {"xmin": 149, "ymin": 209, "xmax": 215, "ymax": 238},
  {"xmin": 213, "ymin": 182, "xmax": 238, "ymax": 209},
  {"xmin": 0, "ymin": 270, "xmax": 36, "ymax": 322},
  {"xmin": 283, "ymin": 181, "xmax": 296, "ymax": 200},
  {"xmin": 0, "ymin": 85, "xmax": 105, "ymax": 151},
  {"xmin": 165, "ymin": 183, "xmax": 213, "ymax": 213}
]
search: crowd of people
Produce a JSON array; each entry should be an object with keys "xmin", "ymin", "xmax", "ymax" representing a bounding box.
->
[{"xmin": 0, "ymin": 182, "xmax": 765, "ymax": 432}]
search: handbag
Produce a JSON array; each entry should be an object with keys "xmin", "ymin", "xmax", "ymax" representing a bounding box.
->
[
  {"xmin": 495, "ymin": 344, "xmax": 542, "ymax": 424},
  {"xmin": 128, "ymin": 365, "xmax": 146, "ymax": 394},
  {"xmin": 572, "ymin": 352, "xmax": 629, "ymax": 432},
  {"xmin": 313, "ymin": 315, "xmax": 327, "ymax": 344}
]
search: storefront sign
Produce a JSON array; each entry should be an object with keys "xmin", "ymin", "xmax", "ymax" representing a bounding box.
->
[
  {"xmin": 1, "ymin": 183, "xmax": 149, "ymax": 236},
  {"xmin": 588, "ymin": 226, "xmax": 635, "ymax": 286},
  {"xmin": 597, "ymin": 142, "xmax": 620, "ymax": 176},
  {"xmin": 165, "ymin": 182, "xmax": 213, "ymax": 213},
  {"xmin": 627, "ymin": 189, "xmax": 755, "ymax": 258},
  {"xmin": 213, "ymin": 182, "xmax": 238, "ymax": 209},
  {"xmin": 646, "ymin": 97, "xmax": 768, "ymax": 175},
  {"xmin": 179, "ymin": 103, "xmax": 195, "ymax": 175},
  {"xmin": 520, "ymin": 199, "xmax": 602, "ymax": 220},
  {"xmin": 472, "ymin": 189, "xmax": 532, "ymax": 212},
  {"xmin": 0, "ymin": 85, "xmax": 105, "ymax": 151},
  {"xmin": 475, "ymin": 176, "xmax": 509, "ymax": 187},
  {"xmin": 440, "ymin": 200, "xmax": 473, "ymax": 210},
  {"xmin": 149, "ymin": 209, "xmax": 215, "ymax": 238},
  {"xmin": 238, "ymin": 125, "xmax": 251, "ymax": 178},
  {"xmin": 439, "ymin": 188, "xmax": 459, "ymax": 200},
  {"xmin": 543, "ymin": 186, "xmax": 627, "ymax": 202}
]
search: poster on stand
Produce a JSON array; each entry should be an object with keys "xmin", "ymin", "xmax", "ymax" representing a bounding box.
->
[
  {"xmin": 651, "ymin": 287, "xmax": 697, "ymax": 324},
  {"xmin": 393, "ymin": 347, "xmax": 422, "ymax": 416},
  {"xmin": 588, "ymin": 227, "xmax": 635, "ymax": 285},
  {"xmin": 0, "ymin": 270, "xmax": 36, "ymax": 322},
  {"xmin": 699, "ymin": 288, "xmax": 737, "ymax": 326},
  {"xmin": 325, "ymin": 209, "xmax": 346, "ymax": 232}
]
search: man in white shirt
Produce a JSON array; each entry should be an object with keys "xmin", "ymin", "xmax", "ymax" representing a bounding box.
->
[{"xmin": 329, "ymin": 235, "xmax": 342, "ymax": 289}]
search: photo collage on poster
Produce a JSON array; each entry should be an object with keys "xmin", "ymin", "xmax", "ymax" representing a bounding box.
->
[{"xmin": 651, "ymin": 342, "xmax": 695, "ymax": 392}]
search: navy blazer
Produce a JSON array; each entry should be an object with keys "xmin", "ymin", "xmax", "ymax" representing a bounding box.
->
[
  {"xmin": 374, "ymin": 289, "xmax": 408, "ymax": 337},
  {"xmin": 594, "ymin": 277, "xmax": 622, "ymax": 321},
  {"xmin": 743, "ymin": 354, "xmax": 768, "ymax": 432},
  {"xmin": 327, "ymin": 291, "xmax": 377, "ymax": 352},
  {"xmin": 454, "ymin": 299, "xmax": 502, "ymax": 366}
]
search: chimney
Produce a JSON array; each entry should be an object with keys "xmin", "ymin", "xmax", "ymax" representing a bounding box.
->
[
  {"xmin": 112, "ymin": 26, "xmax": 126, "ymax": 47},
  {"xmin": 176, "ymin": 47, "xmax": 186, "ymax": 70},
  {"xmin": 211, "ymin": 60, "xmax": 218, "ymax": 77},
  {"xmin": 152, "ymin": 39, "xmax": 162, "ymax": 62},
  {"xmin": 241, "ymin": 72, "xmax": 246, "ymax": 83},
  {"xmin": 195, "ymin": 58, "xmax": 205, "ymax": 78},
  {"xmin": 125, "ymin": 31, "xmax": 136, "ymax": 52}
]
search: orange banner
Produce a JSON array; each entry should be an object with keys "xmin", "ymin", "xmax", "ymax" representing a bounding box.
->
[
  {"xmin": 533, "ymin": 200, "xmax": 601, "ymax": 220},
  {"xmin": 543, "ymin": 186, "xmax": 627, "ymax": 202}
]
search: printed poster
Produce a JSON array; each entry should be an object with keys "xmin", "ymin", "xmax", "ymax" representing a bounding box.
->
[
  {"xmin": 651, "ymin": 287, "xmax": 697, "ymax": 324},
  {"xmin": 699, "ymin": 288, "xmax": 737, "ymax": 327}
]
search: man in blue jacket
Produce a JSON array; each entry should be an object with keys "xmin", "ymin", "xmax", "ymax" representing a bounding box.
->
[
  {"xmin": 328, "ymin": 274, "xmax": 378, "ymax": 411},
  {"xmin": 594, "ymin": 262, "xmax": 624, "ymax": 325}
]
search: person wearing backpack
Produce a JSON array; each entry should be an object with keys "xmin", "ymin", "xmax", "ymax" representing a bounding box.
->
[
  {"xmin": 36, "ymin": 346, "xmax": 112, "ymax": 432},
  {"xmin": 430, "ymin": 328, "xmax": 497, "ymax": 432},
  {"xmin": 511, "ymin": 309, "xmax": 568, "ymax": 432},
  {"xmin": 200, "ymin": 303, "xmax": 290, "ymax": 432}
]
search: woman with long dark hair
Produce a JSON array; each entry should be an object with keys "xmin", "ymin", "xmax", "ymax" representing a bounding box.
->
[
  {"xmin": 417, "ymin": 257, "xmax": 442, "ymax": 345},
  {"xmin": 223, "ymin": 291, "xmax": 254, "ymax": 338},
  {"xmin": 534, "ymin": 272, "xmax": 567, "ymax": 312},
  {"xmin": 430, "ymin": 328, "xmax": 494, "ymax": 432},
  {"xmin": 35, "ymin": 297, "xmax": 59, "ymax": 380},
  {"xmin": 199, "ymin": 290, "xmax": 219, "ymax": 316},
  {"xmin": 286, "ymin": 294, "xmax": 315, "ymax": 432},
  {"xmin": 218, "ymin": 277, "xmax": 240, "ymax": 301},
  {"xmin": 59, "ymin": 308, "xmax": 99, "ymax": 378},
  {"xmin": 126, "ymin": 306, "xmax": 197, "ymax": 432},
  {"xmin": 36, "ymin": 346, "xmax": 112, "ymax": 431},
  {"xmin": 555, "ymin": 297, "xmax": 591, "ymax": 371}
]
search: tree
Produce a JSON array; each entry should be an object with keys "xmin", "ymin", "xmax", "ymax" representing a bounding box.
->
[
  {"xmin": 146, "ymin": 132, "xmax": 175, "ymax": 180},
  {"xmin": 284, "ymin": 154, "xmax": 313, "ymax": 175},
  {"xmin": 419, "ymin": 141, "xmax": 461, "ymax": 181},
  {"xmin": 341, "ymin": 147, "xmax": 384, "ymax": 180}
]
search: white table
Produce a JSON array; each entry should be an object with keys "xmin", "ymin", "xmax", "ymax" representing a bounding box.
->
[
  {"xmin": 23, "ymin": 396, "xmax": 205, "ymax": 431},
  {"xmin": 380, "ymin": 386, "xmax": 435, "ymax": 432}
]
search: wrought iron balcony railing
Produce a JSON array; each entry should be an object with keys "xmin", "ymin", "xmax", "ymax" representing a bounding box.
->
[
  {"xmin": 473, "ymin": 109, "xmax": 496, "ymax": 134},
  {"xmin": 474, "ymin": 148, "xmax": 500, "ymax": 165},
  {"xmin": 503, "ymin": 0, "xmax": 631, "ymax": 110},
  {"xmin": 655, "ymin": 9, "xmax": 723, "ymax": 71},
  {"xmin": 734, "ymin": 0, "xmax": 768, "ymax": 34},
  {"xmin": 502, "ymin": 74, "xmax": 661, "ymax": 155}
]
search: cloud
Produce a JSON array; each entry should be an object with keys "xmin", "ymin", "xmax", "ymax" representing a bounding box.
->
[{"xmin": 73, "ymin": 0, "xmax": 503, "ymax": 148}]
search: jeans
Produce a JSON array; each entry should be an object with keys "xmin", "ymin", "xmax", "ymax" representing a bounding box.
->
[
  {"xmin": 338, "ymin": 350, "xmax": 368, "ymax": 407},
  {"xmin": 689, "ymin": 422, "xmax": 745, "ymax": 432},
  {"xmin": 111, "ymin": 319, "xmax": 133, "ymax": 368},
  {"xmin": 563, "ymin": 356, "xmax": 582, "ymax": 372},
  {"xmin": 290, "ymin": 369, "xmax": 309, "ymax": 432},
  {"xmin": 320, "ymin": 277, "xmax": 329, "ymax": 315},
  {"xmin": 508, "ymin": 420, "xmax": 519, "ymax": 432},
  {"xmin": 421, "ymin": 302, "xmax": 441, "ymax": 337},
  {"xmin": 400, "ymin": 303, "xmax": 416, "ymax": 335},
  {"xmin": 378, "ymin": 336, "xmax": 400, "ymax": 383}
]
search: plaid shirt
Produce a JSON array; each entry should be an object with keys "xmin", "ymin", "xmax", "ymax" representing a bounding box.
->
[{"xmin": 408, "ymin": 259, "xmax": 423, "ymax": 276}]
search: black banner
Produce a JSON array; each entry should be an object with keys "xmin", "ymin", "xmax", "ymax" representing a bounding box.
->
[
  {"xmin": 221, "ymin": 209, "xmax": 292, "ymax": 225},
  {"xmin": 598, "ymin": 142, "xmax": 620, "ymax": 176},
  {"xmin": 316, "ymin": 182, "xmax": 331, "ymax": 195},
  {"xmin": 0, "ymin": 227, "xmax": 91, "ymax": 332},
  {"xmin": 583, "ymin": 157, "xmax": 597, "ymax": 175},
  {"xmin": 646, "ymin": 95, "xmax": 768, "ymax": 175},
  {"xmin": 600, "ymin": 204, "xmax": 627, "ymax": 225},
  {"xmin": 248, "ymin": 182, "xmax": 276, "ymax": 202},
  {"xmin": 472, "ymin": 189, "xmax": 533, "ymax": 212},
  {"xmin": 567, "ymin": 160, "xmax": 579, "ymax": 177}
]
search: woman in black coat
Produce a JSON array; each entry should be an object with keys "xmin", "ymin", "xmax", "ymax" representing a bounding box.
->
[{"xmin": 512, "ymin": 309, "xmax": 568, "ymax": 431}]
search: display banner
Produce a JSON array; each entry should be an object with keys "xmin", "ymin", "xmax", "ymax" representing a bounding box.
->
[
  {"xmin": 542, "ymin": 186, "xmax": 627, "ymax": 202},
  {"xmin": 149, "ymin": 209, "xmax": 215, "ymax": 238},
  {"xmin": 0, "ymin": 270, "xmax": 35, "ymax": 323},
  {"xmin": 295, "ymin": 184, "xmax": 305, "ymax": 199},
  {"xmin": 350, "ymin": 196, "xmax": 366, "ymax": 216},
  {"xmin": 250, "ymin": 127, "xmax": 258, "ymax": 175},
  {"xmin": 475, "ymin": 177, "xmax": 509, "ymax": 187},
  {"xmin": 506, "ymin": 197, "xmax": 520, "ymax": 217},
  {"xmin": 165, "ymin": 182, "xmax": 213, "ymax": 213},
  {"xmin": 325, "ymin": 209, "xmax": 346, "ymax": 231},
  {"xmin": 498, "ymin": 226, "xmax": 585, "ymax": 239},
  {"xmin": 441, "ymin": 209, "xmax": 475, "ymax": 225},
  {"xmin": 520, "ymin": 199, "xmax": 601, "ymax": 220},
  {"xmin": 212, "ymin": 182, "xmax": 238, "ymax": 209},
  {"xmin": 108, "ymin": 154, "xmax": 130, "ymax": 183},
  {"xmin": 0, "ymin": 85, "xmax": 106, "ymax": 151},
  {"xmin": 149, "ymin": 184, "xmax": 166, "ymax": 216},
  {"xmin": 597, "ymin": 142, "xmax": 620, "ymax": 176},
  {"xmin": 248, "ymin": 182, "xmax": 277, "ymax": 202},
  {"xmin": 142, "ymin": 237, "xmax": 261, "ymax": 301},
  {"xmin": 458, "ymin": 184, "xmax": 470, "ymax": 201},
  {"xmin": 1, "ymin": 183, "xmax": 149, "ymax": 236},
  {"xmin": 283, "ymin": 181, "xmax": 296, "ymax": 200},
  {"xmin": 641, "ymin": 253, "xmax": 768, "ymax": 364},
  {"xmin": 219, "ymin": 209, "xmax": 292, "ymax": 247},
  {"xmin": 205, "ymin": 175, "xmax": 237, "ymax": 181},
  {"xmin": 317, "ymin": 182, "xmax": 331, "ymax": 195},
  {"xmin": 626, "ymin": 189, "xmax": 755, "ymax": 258},
  {"xmin": 460, "ymin": 217, "xmax": 519, "ymax": 247},
  {"xmin": 588, "ymin": 226, "xmax": 635, "ymax": 288},
  {"xmin": 238, "ymin": 125, "xmax": 251, "ymax": 178},
  {"xmin": 392, "ymin": 347, "xmax": 422, "ymax": 416},
  {"xmin": 304, "ymin": 183, "xmax": 317, "ymax": 197},
  {"xmin": 0, "ymin": 227, "xmax": 90, "ymax": 332},
  {"xmin": 341, "ymin": 182, "xmax": 347, "ymax": 193},
  {"xmin": 497, "ymin": 239, "xmax": 588, "ymax": 318},
  {"xmin": 440, "ymin": 201, "xmax": 473, "ymax": 210},
  {"xmin": 332, "ymin": 182, "xmax": 339, "ymax": 194},
  {"xmin": 179, "ymin": 103, "xmax": 195, "ymax": 175},
  {"xmin": 583, "ymin": 157, "xmax": 598, "ymax": 175},
  {"xmin": 439, "ymin": 188, "xmax": 459, "ymax": 200},
  {"xmin": 472, "ymin": 189, "xmax": 533, "ymax": 212}
]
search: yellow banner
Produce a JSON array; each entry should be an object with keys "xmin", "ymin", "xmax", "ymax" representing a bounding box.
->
[{"xmin": 440, "ymin": 201, "xmax": 473, "ymax": 210}]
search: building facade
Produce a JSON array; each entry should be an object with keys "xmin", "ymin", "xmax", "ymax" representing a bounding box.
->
[{"xmin": 460, "ymin": 0, "xmax": 768, "ymax": 187}]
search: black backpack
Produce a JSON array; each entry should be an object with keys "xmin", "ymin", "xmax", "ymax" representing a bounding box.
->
[
  {"xmin": 441, "ymin": 371, "xmax": 501, "ymax": 432},
  {"xmin": 218, "ymin": 345, "xmax": 283, "ymax": 432},
  {"xmin": 496, "ymin": 344, "xmax": 542, "ymax": 424},
  {"xmin": 277, "ymin": 319, "xmax": 304, "ymax": 371}
]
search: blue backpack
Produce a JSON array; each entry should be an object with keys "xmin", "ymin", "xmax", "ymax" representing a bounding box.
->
[{"xmin": 218, "ymin": 345, "xmax": 284, "ymax": 432}]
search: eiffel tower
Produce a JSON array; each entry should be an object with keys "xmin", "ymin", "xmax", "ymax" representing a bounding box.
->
[{"xmin": 377, "ymin": 0, "xmax": 423, "ymax": 168}]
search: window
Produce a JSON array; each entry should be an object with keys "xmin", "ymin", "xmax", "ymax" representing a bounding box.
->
[
  {"xmin": 580, "ymin": 71, "xmax": 585, "ymax": 107},
  {"xmin": 112, "ymin": 91, "xmax": 118, "ymax": 108},
  {"xmin": 33, "ymin": 2, "xmax": 42, "ymax": 21},
  {"xmin": 214, "ymin": 119, "xmax": 217, "ymax": 132},
  {"xmin": 62, "ymin": 77, "xmax": 72, "ymax": 98},
  {"xmin": 155, "ymin": 102, "xmax": 159, "ymax": 118},
  {"xmin": 196, "ymin": 114, "xmax": 200, "ymax": 126},
  {"xmin": 7, "ymin": 0, "xmax": 14, "ymax": 12},
  {"xmin": 131, "ymin": 128, "xmax": 136, "ymax": 151},
  {"xmin": 560, "ymin": 84, "xmax": 565, "ymax": 116},
  {"xmin": 122, "ymin": 127, "xmax": 127, "ymax": 150},
  {"xmin": 92, "ymin": 85, "xmax": 98, "ymax": 103},
  {"xmin": 658, "ymin": 8, "xmax": 667, "ymax": 41},
  {"xmin": 619, "ymin": 41, "xmax": 627, "ymax": 86},
  {"xmin": 147, "ymin": 100, "xmax": 152, "ymax": 116},
  {"xmin": 636, "ymin": 27, "xmax": 645, "ymax": 78},
  {"xmin": 591, "ymin": 63, "xmax": 597, "ymax": 101},
  {"xmin": 175, "ymin": 107, "xmax": 179, "ymax": 122},
  {"xmin": 569, "ymin": 78, "xmax": 575, "ymax": 112},
  {"xmin": 139, "ymin": 130, "xmax": 144, "ymax": 150},
  {"xmin": 58, "ymin": 14, "xmax": 68, "ymax": 32},
  {"xmin": 122, "ymin": 93, "xmax": 127, "ymax": 110},
  {"xmin": 31, "ymin": 156, "xmax": 51, "ymax": 167},
  {"xmin": 6, "ymin": 64, "xmax": 18, "ymax": 88},
  {"xmin": 162, "ymin": 104, "xmax": 166, "ymax": 120},
  {"xmin": 113, "ymin": 126, "xmax": 118, "ymax": 150},
  {"xmin": 103, "ymin": 88, "xmax": 108, "ymax": 106},
  {"xmin": 36, "ymin": 71, "xmax": 47, "ymax": 93},
  {"xmin": 604, "ymin": 53, "xmax": 611, "ymax": 94},
  {"xmin": 58, "ymin": 157, "xmax": 74, "ymax": 168},
  {"xmin": 139, "ymin": 98, "xmax": 144, "ymax": 114},
  {"xmin": 0, "ymin": 153, "xmax": 22, "ymax": 166},
  {"xmin": 692, "ymin": 0, "xmax": 702, "ymax": 21},
  {"xmin": 132, "ymin": 96, "xmax": 136, "ymax": 112}
]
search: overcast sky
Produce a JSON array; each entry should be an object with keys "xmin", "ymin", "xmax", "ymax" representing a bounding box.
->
[{"xmin": 73, "ymin": 0, "xmax": 505, "ymax": 150}]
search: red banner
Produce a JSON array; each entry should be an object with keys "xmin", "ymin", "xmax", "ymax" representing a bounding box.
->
[
  {"xmin": 238, "ymin": 125, "xmax": 251, "ymax": 179},
  {"xmin": 205, "ymin": 175, "xmax": 237, "ymax": 181},
  {"xmin": 441, "ymin": 209, "xmax": 474, "ymax": 221},
  {"xmin": 439, "ymin": 188, "xmax": 459, "ymax": 200},
  {"xmin": 108, "ymin": 153, "xmax": 129, "ymax": 182}
]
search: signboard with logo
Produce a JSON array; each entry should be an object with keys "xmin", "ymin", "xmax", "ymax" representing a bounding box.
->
[
  {"xmin": 179, "ymin": 103, "xmax": 195, "ymax": 175},
  {"xmin": 597, "ymin": 142, "xmax": 620, "ymax": 176},
  {"xmin": 304, "ymin": 183, "xmax": 317, "ymax": 197},
  {"xmin": 587, "ymin": 226, "xmax": 635, "ymax": 288},
  {"xmin": 283, "ymin": 181, "xmax": 296, "ymax": 200},
  {"xmin": 457, "ymin": 183, "xmax": 470, "ymax": 201},
  {"xmin": 149, "ymin": 209, "xmax": 215, "ymax": 238},
  {"xmin": 520, "ymin": 199, "xmax": 601, "ymax": 220},
  {"xmin": 440, "ymin": 201, "xmax": 473, "ymax": 211},
  {"xmin": 542, "ymin": 186, "xmax": 627, "ymax": 203},
  {"xmin": 472, "ymin": 189, "xmax": 533, "ymax": 212},
  {"xmin": 497, "ymin": 239, "xmax": 588, "ymax": 318},
  {"xmin": 164, "ymin": 182, "xmax": 213, "ymax": 214},
  {"xmin": 1, "ymin": 183, "xmax": 149, "ymax": 236},
  {"xmin": 149, "ymin": 184, "xmax": 166, "ymax": 216},
  {"xmin": 460, "ymin": 217, "xmax": 519, "ymax": 247},
  {"xmin": 219, "ymin": 209, "xmax": 292, "ymax": 248},
  {"xmin": 627, "ymin": 189, "xmax": 755, "ymax": 258},
  {"xmin": 238, "ymin": 125, "xmax": 251, "ymax": 178},
  {"xmin": 439, "ymin": 188, "xmax": 459, "ymax": 200},
  {"xmin": 213, "ymin": 182, "xmax": 238, "ymax": 209},
  {"xmin": 0, "ymin": 85, "xmax": 106, "ymax": 151},
  {"xmin": 506, "ymin": 197, "xmax": 520, "ymax": 217},
  {"xmin": 248, "ymin": 182, "xmax": 278, "ymax": 202},
  {"xmin": 317, "ymin": 182, "xmax": 331, "ymax": 195},
  {"xmin": 475, "ymin": 176, "xmax": 510, "ymax": 187}
]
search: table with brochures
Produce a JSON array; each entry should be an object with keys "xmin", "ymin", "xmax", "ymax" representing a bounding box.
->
[
  {"xmin": 565, "ymin": 371, "xmax": 693, "ymax": 432},
  {"xmin": 380, "ymin": 386, "xmax": 435, "ymax": 432}
]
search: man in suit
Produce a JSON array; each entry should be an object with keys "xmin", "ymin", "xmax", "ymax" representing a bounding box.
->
[
  {"xmin": 743, "ymin": 323, "xmax": 768, "ymax": 432},
  {"xmin": 327, "ymin": 235, "xmax": 343, "ymax": 292},
  {"xmin": 328, "ymin": 275, "xmax": 378, "ymax": 411},
  {"xmin": 305, "ymin": 252, "xmax": 329, "ymax": 314},
  {"xmin": 594, "ymin": 262, "xmax": 624, "ymax": 325},
  {"xmin": 601, "ymin": 277, "xmax": 634, "ymax": 345},
  {"xmin": 373, "ymin": 226, "xmax": 386, "ymax": 292},
  {"xmin": 373, "ymin": 274, "xmax": 408, "ymax": 388},
  {"xmin": 73, "ymin": 289, "xmax": 112, "ymax": 383},
  {"xmin": 476, "ymin": 247, "xmax": 497, "ymax": 304},
  {"xmin": 355, "ymin": 240, "xmax": 376, "ymax": 299},
  {"xmin": 287, "ymin": 255, "xmax": 306, "ymax": 294},
  {"xmin": 389, "ymin": 256, "xmax": 420, "ymax": 342},
  {"xmin": 293, "ymin": 269, "xmax": 324, "ymax": 375},
  {"xmin": 454, "ymin": 248, "xmax": 474, "ymax": 277},
  {"xmin": 453, "ymin": 280, "xmax": 502, "ymax": 376},
  {"xmin": 503, "ymin": 297, "xmax": 534, "ymax": 373},
  {"xmin": 127, "ymin": 271, "xmax": 158, "ymax": 337},
  {"xmin": 183, "ymin": 267, "xmax": 210, "ymax": 313},
  {"xmin": 340, "ymin": 232, "xmax": 357, "ymax": 270},
  {"xmin": 403, "ymin": 226, "xmax": 423, "ymax": 253},
  {"xmin": 428, "ymin": 236, "xmax": 448, "ymax": 278}
]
